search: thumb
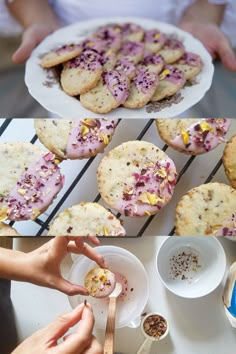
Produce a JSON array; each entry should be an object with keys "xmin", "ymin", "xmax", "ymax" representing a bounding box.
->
[
  {"xmin": 56, "ymin": 277, "xmax": 89, "ymax": 296},
  {"xmin": 215, "ymin": 36, "xmax": 236, "ymax": 71}
]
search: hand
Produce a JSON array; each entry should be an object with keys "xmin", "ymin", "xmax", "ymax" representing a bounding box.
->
[
  {"xmin": 179, "ymin": 22, "xmax": 236, "ymax": 72},
  {"xmin": 23, "ymin": 236, "xmax": 107, "ymax": 295},
  {"xmin": 11, "ymin": 302, "xmax": 103, "ymax": 354},
  {"xmin": 12, "ymin": 23, "xmax": 59, "ymax": 64}
]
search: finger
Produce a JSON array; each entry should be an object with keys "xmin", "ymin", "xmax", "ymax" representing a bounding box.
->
[
  {"xmin": 70, "ymin": 240, "xmax": 107, "ymax": 268},
  {"xmin": 82, "ymin": 335, "xmax": 103, "ymax": 354},
  {"xmin": 87, "ymin": 236, "xmax": 100, "ymax": 245},
  {"xmin": 215, "ymin": 36, "xmax": 236, "ymax": 71},
  {"xmin": 55, "ymin": 303, "xmax": 95, "ymax": 354},
  {"xmin": 55, "ymin": 277, "xmax": 89, "ymax": 296}
]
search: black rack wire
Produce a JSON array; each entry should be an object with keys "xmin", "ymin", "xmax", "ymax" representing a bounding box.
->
[{"xmin": 0, "ymin": 118, "xmax": 225, "ymax": 237}]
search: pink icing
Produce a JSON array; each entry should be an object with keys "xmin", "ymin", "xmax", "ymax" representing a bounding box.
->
[
  {"xmin": 159, "ymin": 65, "xmax": 185, "ymax": 85},
  {"xmin": 163, "ymin": 38, "xmax": 184, "ymax": 50},
  {"xmin": 68, "ymin": 49, "xmax": 102, "ymax": 70},
  {"xmin": 115, "ymin": 158, "xmax": 177, "ymax": 217},
  {"xmin": 81, "ymin": 38, "xmax": 107, "ymax": 54},
  {"xmin": 119, "ymin": 40, "xmax": 144, "ymax": 57},
  {"xmin": 119, "ymin": 23, "xmax": 143, "ymax": 36},
  {"xmin": 92, "ymin": 26, "xmax": 121, "ymax": 50},
  {"xmin": 142, "ymin": 53, "xmax": 164, "ymax": 66},
  {"xmin": 55, "ymin": 44, "xmax": 81, "ymax": 54},
  {"xmin": 104, "ymin": 272, "xmax": 129, "ymax": 303},
  {"xmin": 115, "ymin": 58, "xmax": 136, "ymax": 78},
  {"xmin": 104, "ymin": 70, "xmax": 130, "ymax": 104},
  {"xmin": 144, "ymin": 29, "xmax": 166, "ymax": 44},
  {"xmin": 134, "ymin": 67, "xmax": 158, "ymax": 94},
  {"xmin": 4, "ymin": 153, "xmax": 64, "ymax": 221},
  {"xmin": 215, "ymin": 214, "xmax": 236, "ymax": 236},
  {"xmin": 66, "ymin": 119, "xmax": 118, "ymax": 158},
  {"xmin": 176, "ymin": 52, "xmax": 203, "ymax": 67},
  {"xmin": 171, "ymin": 118, "xmax": 231, "ymax": 153}
]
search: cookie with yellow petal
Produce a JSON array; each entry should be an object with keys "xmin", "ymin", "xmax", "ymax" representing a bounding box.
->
[
  {"xmin": 97, "ymin": 141, "xmax": 177, "ymax": 217},
  {"xmin": 144, "ymin": 29, "xmax": 166, "ymax": 53},
  {"xmin": 35, "ymin": 118, "xmax": 118, "ymax": 159},
  {"xmin": 158, "ymin": 38, "xmax": 185, "ymax": 64},
  {"xmin": 84, "ymin": 268, "xmax": 116, "ymax": 298},
  {"xmin": 173, "ymin": 52, "xmax": 203, "ymax": 80},
  {"xmin": 223, "ymin": 134, "xmax": 236, "ymax": 189},
  {"xmin": 48, "ymin": 202, "xmax": 126, "ymax": 236}
]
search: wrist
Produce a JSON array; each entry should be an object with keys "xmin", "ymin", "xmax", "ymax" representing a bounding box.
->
[{"xmin": 0, "ymin": 249, "xmax": 29, "ymax": 282}]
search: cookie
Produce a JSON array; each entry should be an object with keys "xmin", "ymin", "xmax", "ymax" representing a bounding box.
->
[
  {"xmin": 91, "ymin": 26, "xmax": 122, "ymax": 52},
  {"xmin": 48, "ymin": 202, "xmax": 126, "ymax": 236},
  {"xmin": 35, "ymin": 118, "xmax": 118, "ymax": 159},
  {"xmin": 0, "ymin": 142, "xmax": 64, "ymax": 222},
  {"xmin": 100, "ymin": 49, "xmax": 117, "ymax": 71},
  {"xmin": 140, "ymin": 53, "xmax": 164, "ymax": 74},
  {"xmin": 175, "ymin": 183, "xmax": 236, "ymax": 236},
  {"xmin": 214, "ymin": 213, "xmax": 236, "ymax": 236},
  {"xmin": 123, "ymin": 66, "xmax": 159, "ymax": 109},
  {"xmin": 173, "ymin": 52, "xmax": 203, "ymax": 80},
  {"xmin": 40, "ymin": 43, "xmax": 83, "ymax": 68},
  {"xmin": 156, "ymin": 118, "xmax": 231, "ymax": 155},
  {"xmin": 0, "ymin": 223, "xmax": 20, "ymax": 236},
  {"xmin": 144, "ymin": 29, "xmax": 166, "ymax": 53},
  {"xmin": 84, "ymin": 268, "xmax": 116, "ymax": 298},
  {"xmin": 80, "ymin": 70, "xmax": 130, "ymax": 114},
  {"xmin": 151, "ymin": 65, "xmax": 185, "ymax": 102},
  {"xmin": 60, "ymin": 49, "xmax": 103, "ymax": 96},
  {"xmin": 115, "ymin": 22, "xmax": 144, "ymax": 42},
  {"xmin": 114, "ymin": 57, "xmax": 136, "ymax": 80},
  {"xmin": 97, "ymin": 141, "xmax": 177, "ymax": 217},
  {"xmin": 223, "ymin": 134, "xmax": 236, "ymax": 189},
  {"xmin": 118, "ymin": 40, "xmax": 144, "ymax": 65},
  {"xmin": 158, "ymin": 38, "xmax": 185, "ymax": 64}
]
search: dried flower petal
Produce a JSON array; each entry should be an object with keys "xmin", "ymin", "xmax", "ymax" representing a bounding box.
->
[
  {"xmin": 0, "ymin": 208, "xmax": 8, "ymax": 221},
  {"xmin": 181, "ymin": 130, "xmax": 189, "ymax": 145},
  {"xmin": 159, "ymin": 69, "xmax": 170, "ymax": 80},
  {"xmin": 81, "ymin": 119, "xmax": 97, "ymax": 127},
  {"xmin": 103, "ymin": 225, "xmax": 109, "ymax": 236},
  {"xmin": 81, "ymin": 125, "xmax": 89, "ymax": 137}
]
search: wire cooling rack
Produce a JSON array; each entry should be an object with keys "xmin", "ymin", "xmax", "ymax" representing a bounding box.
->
[{"xmin": 0, "ymin": 118, "xmax": 235, "ymax": 237}]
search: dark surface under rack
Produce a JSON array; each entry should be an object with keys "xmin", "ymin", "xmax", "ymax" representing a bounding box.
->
[{"xmin": 0, "ymin": 118, "xmax": 226, "ymax": 237}]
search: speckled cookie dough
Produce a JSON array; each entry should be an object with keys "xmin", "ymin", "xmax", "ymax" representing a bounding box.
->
[
  {"xmin": 158, "ymin": 38, "xmax": 185, "ymax": 64},
  {"xmin": 0, "ymin": 223, "xmax": 20, "ymax": 236},
  {"xmin": 61, "ymin": 49, "xmax": 103, "ymax": 96},
  {"xmin": 48, "ymin": 202, "xmax": 126, "ymax": 236},
  {"xmin": 80, "ymin": 70, "xmax": 130, "ymax": 114},
  {"xmin": 223, "ymin": 134, "xmax": 236, "ymax": 189},
  {"xmin": 144, "ymin": 29, "xmax": 166, "ymax": 53},
  {"xmin": 173, "ymin": 52, "xmax": 203, "ymax": 80},
  {"xmin": 40, "ymin": 43, "xmax": 83, "ymax": 68},
  {"xmin": 35, "ymin": 118, "xmax": 118, "ymax": 159},
  {"xmin": 0, "ymin": 142, "xmax": 64, "ymax": 222},
  {"xmin": 118, "ymin": 40, "xmax": 145, "ymax": 65},
  {"xmin": 97, "ymin": 141, "xmax": 177, "ymax": 217},
  {"xmin": 84, "ymin": 268, "xmax": 116, "ymax": 298},
  {"xmin": 175, "ymin": 183, "xmax": 236, "ymax": 236},
  {"xmin": 156, "ymin": 118, "xmax": 231, "ymax": 155},
  {"xmin": 151, "ymin": 65, "xmax": 185, "ymax": 102}
]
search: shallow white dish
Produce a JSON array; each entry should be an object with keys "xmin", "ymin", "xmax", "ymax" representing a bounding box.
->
[
  {"xmin": 25, "ymin": 16, "xmax": 214, "ymax": 118},
  {"xmin": 156, "ymin": 237, "xmax": 226, "ymax": 298}
]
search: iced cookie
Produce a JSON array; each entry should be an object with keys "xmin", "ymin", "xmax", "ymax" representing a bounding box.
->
[
  {"xmin": 35, "ymin": 118, "xmax": 118, "ymax": 159},
  {"xmin": 40, "ymin": 43, "xmax": 83, "ymax": 68},
  {"xmin": 156, "ymin": 118, "xmax": 231, "ymax": 155},
  {"xmin": 151, "ymin": 65, "xmax": 185, "ymax": 102},
  {"xmin": 91, "ymin": 26, "xmax": 122, "ymax": 52},
  {"xmin": 158, "ymin": 38, "xmax": 185, "ymax": 64},
  {"xmin": 114, "ymin": 58, "xmax": 136, "ymax": 80},
  {"xmin": 80, "ymin": 70, "xmax": 130, "ymax": 114},
  {"xmin": 97, "ymin": 141, "xmax": 177, "ymax": 217},
  {"xmin": 139, "ymin": 52, "xmax": 164, "ymax": 74},
  {"xmin": 100, "ymin": 50, "xmax": 117, "ymax": 71},
  {"xmin": 115, "ymin": 22, "xmax": 144, "ymax": 42},
  {"xmin": 144, "ymin": 29, "xmax": 166, "ymax": 53},
  {"xmin": 61, "ymin": 49, "xmax": 103, "ymax": 96},
  {"xmin": 175, "ymin": 183, "xmax": 236, "ymax": 236},
  {"xmin": 123, "ymin": 66, "xmax": 159, "ymax": 109},
  {"xmin": 84, "ymin": 268, "xmax": 116, "ymax": 298},
  {"xmin": 223, "ymin": 134, "xmax": 236, "ymax": 189},
  {"xmin": 214, "ymin": 213, "xmax": 236, "ymax": 236},
  {"xmin": 0, "ymin": 142, "xmax": 64, "ymax": 222},
  {"xmin": 118, "ymin": 40, "xmax": 144, "ymax": 65},
  {"xmin": 0, "ymin": 223, "xmax": 20, "ymax": 236},
  {"xmin": 48, "ymin": 202, "xmax": 126, "ymax": 236},
  {"xmin": 173, "ymin": 52, "xmax": 203, "ymax": 80}
]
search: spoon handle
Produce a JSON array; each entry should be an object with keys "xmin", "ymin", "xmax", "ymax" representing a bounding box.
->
[{"xmin": 104, "ymin": 297, "xmax": 117, "ymax": 354}]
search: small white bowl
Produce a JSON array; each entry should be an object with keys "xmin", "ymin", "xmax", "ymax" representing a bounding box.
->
[{"xmin": 156, "ymin": 237, "xmax": 226, "ymax": 299}]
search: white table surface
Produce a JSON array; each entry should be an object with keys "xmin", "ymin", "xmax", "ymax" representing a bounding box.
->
[{"xmin": 11, "ymin": 236, "xmax": 236, "ymax": 354}]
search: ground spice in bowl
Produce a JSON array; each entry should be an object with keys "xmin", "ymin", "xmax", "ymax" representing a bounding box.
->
[{"xmin": 143, "ymin": 314, "xmax": 168, "ymax": 339}]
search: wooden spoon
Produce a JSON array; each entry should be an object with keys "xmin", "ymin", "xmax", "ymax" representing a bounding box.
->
[{"xmin": 103, "ymin": 282, "xmax": 122, "ymax": 354}]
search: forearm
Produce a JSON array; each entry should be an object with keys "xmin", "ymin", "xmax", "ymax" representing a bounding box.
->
[
  {"xmin": 180, "ymin": 0, "xmax": 225, "ymax": 26},
  {"xmin": 0, "ymin": 248, "xmax": 29, "ymax": 282},
  {"xmin": 5, "ymin": 0, "xmax": 60, "ymax": 29}
]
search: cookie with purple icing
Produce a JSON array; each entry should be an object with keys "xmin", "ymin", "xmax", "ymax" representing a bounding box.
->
[
  {"xmin": 80, "ymin": 70, "xmax": 130, "ymax": 114},
  {"xmin": 223, "ymin": 134, "xmax": 236, "ymax": 189},
  {"xmin": 0, "ymin": 142, "xmax": 64, "ymax": 222},
  {"xmin": 34, "ymin": 118, "xmax": 118, "ymax": 159},
  {"xmin": 114, "ymin": 57, "xmax": 136, "ymax": 80},
  {"xmin": 158, "ymin": 38, "xmax": 185, "ymax": 64},
  {"xmin": 60, "ymin": 49, "xmax": 103, "ymax": 96},
  {"xmin": 123, "ymin": 66, "xmax": 159, "ymax": 109},
  {"xmin": 151, "ymin": 65, "xmax": 185, "ymax": 102},
  {"xmin": 97, "ymin": 140, "xmax": 177, "ymax": 217},
  {"xmin": 40, "ymin": 43, "xmax": 83, "ymax": 68},
  {"xmin": 144, "ymin": 29, "xmax": 166, "ymax": 53},
  {"xmin": 156, "ymin": 118, "xmax": 231, "ymax": 155},
  {"xmin": 139, "ymin": 52, "xmax": 164, "ymax": 74},
  {"xmin": 118, "ymin": 40, "xmax": 144, "ymax": 65},
  {"xmin": 173, "ymin": 52, "xmax": 203, "ymax": 80},
  {"xmin": 114, "ymin": 22, "xmax": 144, "ymax": 42},
  {"xmin": 91, "ymin": 26, "xmax": 122, "ymax": 52},
  {"xmin": 175, "ymin": 183, "xmax": 236, "ymax": 236}
]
